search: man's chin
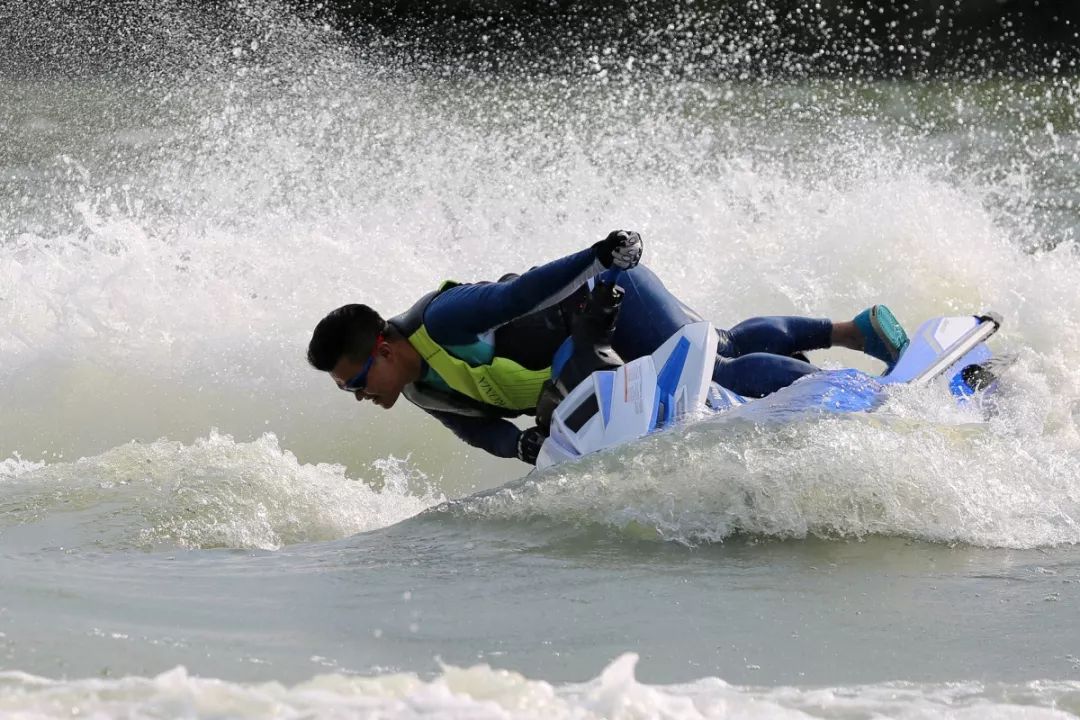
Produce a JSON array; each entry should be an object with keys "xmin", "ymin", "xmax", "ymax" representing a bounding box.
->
[{"xmin": 374, "ymin": 394, "xmax": 400, "ymax": 409}]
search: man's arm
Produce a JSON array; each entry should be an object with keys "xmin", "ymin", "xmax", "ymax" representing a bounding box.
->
[
  {"xmin": 426, "ymin": 409, "xmax": 524, "ymax": 460},
  {"xmin": 425, "ymin": 247, "xmax": 604, "ymax": 344}
]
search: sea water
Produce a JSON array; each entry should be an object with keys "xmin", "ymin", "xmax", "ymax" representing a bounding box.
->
[{"xmin": 3, "ymin": 3, "xmax": 1080, "ymax": 717}]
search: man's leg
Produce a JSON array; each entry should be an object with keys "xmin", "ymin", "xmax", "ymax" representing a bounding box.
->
[
  {"xmin": 609, "ymin": 266, "xmax": 698, "ymax": 361},
  {"xmin": 723, "ymin": 316, "xmax": 833, "ymax": 358},
  {"xmin": 610, "ymin": 267, "xmax": 902, "ymax": 397},
  {"xmin": 713, "ymin": 353, "xmax": 818, "ymax": 398}
]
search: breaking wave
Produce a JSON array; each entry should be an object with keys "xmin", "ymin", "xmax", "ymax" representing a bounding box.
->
[
  {"xmin": 0, "ymin": 431, "xmax": 441, "ymax": 551},
  {"xmin": 1, "ymin": 653, "xmax": 1076, "ymax": 719}
]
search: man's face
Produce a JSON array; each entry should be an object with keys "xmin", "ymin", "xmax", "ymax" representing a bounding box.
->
[{"xmin": 330, "ymin": 342, "xmax": 406, "ymax": 409}]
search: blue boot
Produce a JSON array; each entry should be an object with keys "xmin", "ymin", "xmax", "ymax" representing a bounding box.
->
[{"xmin": 853, "ymin": 305, "xmax": 909, "ymax": 368}]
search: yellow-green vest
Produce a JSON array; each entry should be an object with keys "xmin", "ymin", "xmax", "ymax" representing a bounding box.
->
[{"xmin": 391, "ymin": 282, "xmax": 556, "ymax": 412}]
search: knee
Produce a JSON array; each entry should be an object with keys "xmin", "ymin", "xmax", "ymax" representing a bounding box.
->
[{"xmin": 715, "ymin": 329, "xmax": 738, "ymax": 358}]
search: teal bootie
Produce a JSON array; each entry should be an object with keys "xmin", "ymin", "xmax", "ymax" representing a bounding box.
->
[{"xmin": 853, "ymin": 305, "xmax": 909, "ymax": 368}]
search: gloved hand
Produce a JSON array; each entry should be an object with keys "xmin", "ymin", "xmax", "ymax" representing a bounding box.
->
[
  {"xmin": 516, "ymin": 425, "xmax": 547, "ymax": 465},
  {"xmin": 593, "ymin": 230, "xmax": 643, "ymax": 270}
]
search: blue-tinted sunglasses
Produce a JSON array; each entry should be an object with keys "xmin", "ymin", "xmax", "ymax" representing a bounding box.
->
[{"xmin": 340, "ymin": 334, "xmax": 383, "ymax": 393}]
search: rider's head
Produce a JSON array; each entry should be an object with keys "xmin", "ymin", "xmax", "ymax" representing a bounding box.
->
[{"xmin": 307, "ymin": 304, "xmax": 420, "ymax": 409}]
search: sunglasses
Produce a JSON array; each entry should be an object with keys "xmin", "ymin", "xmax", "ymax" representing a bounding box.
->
[{"xmin": 340, "ymin": 334, "xmax": 383, "ymax": 393}]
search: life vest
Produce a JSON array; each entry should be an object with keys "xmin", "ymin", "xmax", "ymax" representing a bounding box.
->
[{"xmin": 389, "ymin": 281, "xmax": 585, "ymax": 417}]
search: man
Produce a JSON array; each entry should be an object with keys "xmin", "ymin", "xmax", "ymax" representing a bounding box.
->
[{"xmin": 308, "ymin": 231, "xmax": 908, "ymax": 464}]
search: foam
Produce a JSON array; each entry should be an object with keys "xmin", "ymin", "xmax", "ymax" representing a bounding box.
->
[
  {"xmin": 0, "ymin": 453, "xmax": 43, "ymax": 478},
  {"xmin": 0, "ymin": 654, "xmax": 1075, "ymax": 719},
  {"xmin": 0, "ymin": 431, "xmax": 442, "ymax": 551},
  {"xmin": 453, "ymin": 394, "xmax": 1080, "ymax": 549}
]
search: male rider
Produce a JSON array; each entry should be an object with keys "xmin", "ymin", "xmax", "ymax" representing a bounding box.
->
[{"xmin": 307, "ymin": 231, "xmax": 909, "ymax": 464}]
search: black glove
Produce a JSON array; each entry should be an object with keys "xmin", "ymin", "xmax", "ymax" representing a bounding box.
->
[
  {"xmin": 593, "ymin": 230, "xmax": 643, "ymax": 270},
  {"xmin": 516, "ymin": 426, "xmax": 547, "ymax": 465}
]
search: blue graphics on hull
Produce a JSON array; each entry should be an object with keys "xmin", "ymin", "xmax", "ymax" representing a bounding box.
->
[{"xmin": 652, "ymin": 336, "xmax": 691, "ymax": 431}]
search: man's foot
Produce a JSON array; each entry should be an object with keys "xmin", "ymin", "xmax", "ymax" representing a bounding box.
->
[{"xmin": 853, "ymin": 305, "xmax": 909, "ymax": 367}]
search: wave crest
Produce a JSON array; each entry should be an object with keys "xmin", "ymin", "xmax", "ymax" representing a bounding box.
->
[
  {"xmin": 0, "ymin": 431, "xmax": 441, "ymax": 551},
  {"xmin": 0, "ymin": 653, "xmax": 1076, "ymax": 719}
]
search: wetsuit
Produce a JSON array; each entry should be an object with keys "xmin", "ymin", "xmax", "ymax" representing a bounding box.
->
[{"xmin": 401, "ymin": 248, "xmax": 832, "ymax": 458}]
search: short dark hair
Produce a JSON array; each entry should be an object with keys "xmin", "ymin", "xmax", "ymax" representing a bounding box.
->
[{"xmin": 307, "ymin": 304, "xmax": 387, "ymax": 372}]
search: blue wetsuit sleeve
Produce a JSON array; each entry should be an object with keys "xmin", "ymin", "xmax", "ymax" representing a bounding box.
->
[
  {"xmin": 425, "ymin": 247, "xmax": 604, "ymax": 344},
  {"xmin": 426, "ymin": 410, "xmax": 522, "ymax": 460}
]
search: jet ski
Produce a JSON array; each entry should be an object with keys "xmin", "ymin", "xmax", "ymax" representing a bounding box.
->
[{"xmin": 534, "ymin": 270, "xmax": 1002, "ymax": 470}]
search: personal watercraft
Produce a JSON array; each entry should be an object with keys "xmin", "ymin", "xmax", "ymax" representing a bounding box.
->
[{"xmin": 535, "ymin": 271, "xmax": 1001, "ymax": 470}]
